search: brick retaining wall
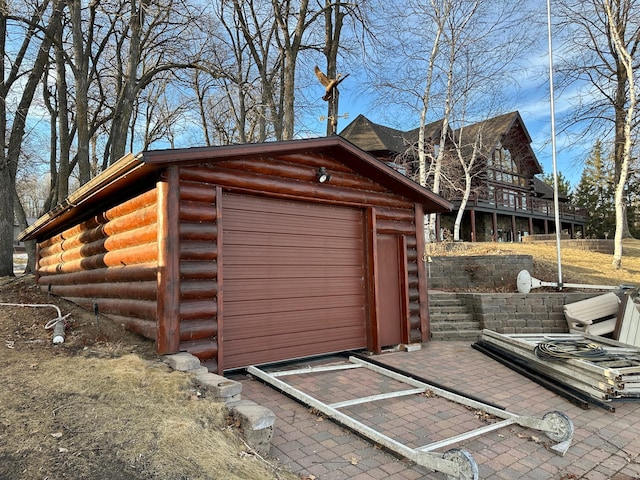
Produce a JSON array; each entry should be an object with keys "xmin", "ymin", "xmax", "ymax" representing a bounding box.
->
[
  {"xmin": 426, "ymin": 253, "xmax": 622, "ymax": 335},
  {"xmin": 522, "ymin": 237, "xmax": 615, "ymax": 254},
  {"xmin": 453, "ymin": 292, "xmax": 598, "ymax": 334},
  {"xmin": 426, "ymin": 254, "xmax": 533, "ymax": 290}
]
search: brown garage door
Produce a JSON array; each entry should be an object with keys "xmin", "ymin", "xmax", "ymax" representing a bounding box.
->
[{"xmin": 221, "ymin": 193, "xmax": 367, "ymax": 369}]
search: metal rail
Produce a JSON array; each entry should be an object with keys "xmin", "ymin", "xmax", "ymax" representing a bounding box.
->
[{"xmin": 248, "ymin": 356, "xmax": 574, "ymax": 480}]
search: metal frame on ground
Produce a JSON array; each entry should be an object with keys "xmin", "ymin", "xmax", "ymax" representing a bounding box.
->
[{"xmin": 248, "ymin": 356, "xmax": 574, "ymax": 480}]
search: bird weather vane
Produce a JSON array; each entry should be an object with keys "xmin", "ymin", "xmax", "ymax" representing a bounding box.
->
[{"xmin": 315, "ymin": 65, "xmax": 350, "ymax": 135}]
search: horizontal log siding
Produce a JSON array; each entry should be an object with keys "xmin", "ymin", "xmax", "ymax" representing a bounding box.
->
[
  {"xmin": 179, "ymin": 153, "xmax": 425, "ymax": 366},
  {"xmin": 36, "ymin": 190, "xmax": 159, "ymax": 340},
  {"xmin": 378, "ymin": 208, "xmax": 422, "ymax": 343},
  {"xmin": 177, "ymin": 178, "xmax": 219, "ymax": 367}
]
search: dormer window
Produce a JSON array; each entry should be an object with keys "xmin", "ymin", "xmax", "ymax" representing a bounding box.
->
[{"xmin": 493, "ymin": 142, "xmax": 514, "ymax": 171}]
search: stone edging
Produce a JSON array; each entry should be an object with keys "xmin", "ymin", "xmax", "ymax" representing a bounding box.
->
[{"xmin": 163, "ymin": 352, "xmax": 275, "ymax": 455}]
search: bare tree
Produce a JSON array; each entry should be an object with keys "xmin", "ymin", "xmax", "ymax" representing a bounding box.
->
[
  {"xmin": 376, "ymin": 0, "xmax": 530, "ymax": 242},
  {"xmin": 554, "ymin": 0, "xmax": 640, "ymax": 260},
  {"xmin": 104, "ymin": 0, "xmax": 208, "ymax": 165},
  {"xmin": 0, "ymin": 0, "xmax": 63, "ymax": 276},
  {"xmin": 602, "ymin": 0, "xmax": 637, "ymax": 269}
]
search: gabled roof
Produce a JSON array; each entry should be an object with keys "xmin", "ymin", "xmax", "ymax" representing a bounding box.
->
[
  {"xmin": 341, "ymin": 111, "xmax": 543, "ymax": 176},
  {"xmin": 20, "ymin": 136, "xmax": 452, "ymax": 241},
  {"xmin": 455, "ymin": 111, "xmax": 532, "ymax": 151},
  {"xmin": 530, "ymin": 176, "xmax": 569, "ymax": 201},
  {"xmin": 340, "ymin": 114, "xmax": 444, "ymax": 154},
  {"xmin": 453, "ymin": 111, "xmax": 542, "ymax": 174}
]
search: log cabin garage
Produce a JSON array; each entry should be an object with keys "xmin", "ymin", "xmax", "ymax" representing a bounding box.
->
[{"xmin": 20, "ymin": 137, "xmax": 452, "ymax": 373}]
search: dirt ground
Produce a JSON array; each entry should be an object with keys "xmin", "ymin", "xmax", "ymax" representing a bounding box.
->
[{"xmin": 0, "ymin": 275, "xmax": 298, "ymax": 480}]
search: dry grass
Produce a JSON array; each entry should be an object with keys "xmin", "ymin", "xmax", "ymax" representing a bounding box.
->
[
  {"xmin": 0, "ymin": 276, "xmax": 297, "ymax": 480},
  {"xmin": 427, "ymin": 238, "xmax": 640, "ymax": 288}
]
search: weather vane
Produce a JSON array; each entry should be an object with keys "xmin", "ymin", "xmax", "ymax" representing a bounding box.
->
[{"xmin": 315, "ymin": 65, "xmax": 350, "ymax": 135}]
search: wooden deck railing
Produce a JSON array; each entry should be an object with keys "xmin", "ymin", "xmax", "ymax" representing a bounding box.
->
[{"xmin": 452, "ymin": 194, "xmax": 587, "ymax": 221}]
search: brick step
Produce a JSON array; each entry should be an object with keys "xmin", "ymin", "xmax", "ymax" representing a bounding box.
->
[
  {"xmin": 429, "ymin": 312, "xmax": 475, "ymax": 323},
  {"xmin": 430, "ymin": 321, "xmax": 481, "ymax": 331},
  {"xmin": 428, "ymin": 297, "xmax": 465, "ymax": 307},
  {"xmin": 431, "ymin": 329, "xmax": 483, "ymax": 341},
  {"xmin": 430, "ymin": 305, "xmax": 471, "ymax": 314}
]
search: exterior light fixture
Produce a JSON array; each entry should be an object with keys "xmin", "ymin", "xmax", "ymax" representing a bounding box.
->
[{"xmin": 317, "ymin": 167, "xmax": 331, "ymax": 183}]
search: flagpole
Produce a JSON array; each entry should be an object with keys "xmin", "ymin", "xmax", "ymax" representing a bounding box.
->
[{"xmin": 547, "ymin": 0, "xmax": 563, "ymax": 288}]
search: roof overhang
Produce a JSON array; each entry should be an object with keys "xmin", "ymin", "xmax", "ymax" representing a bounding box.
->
[{"xmin": 20, "ymin": 137, "xmax": 452, "ymax": 241}]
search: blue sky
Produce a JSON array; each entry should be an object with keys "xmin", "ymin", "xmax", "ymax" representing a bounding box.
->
[
  {"xmin": 318, "ymin": 78, "xmax": 590, "ymax": 191},
  {"xmin": 297, "ymin": 5, "xmax": 596, "ymax": 192}
]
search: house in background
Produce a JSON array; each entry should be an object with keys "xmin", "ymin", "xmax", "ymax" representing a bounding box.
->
[
  {"xmin": 20, "ymin": 137, "xmax": 452, "ymax": 372},
  {"xmin": 341, "ymin": 111, "xmax": 587, "ymax": 242},
  {"xmin": 13, "ymin": 218, "xmax": 36, "ymax": 252}
]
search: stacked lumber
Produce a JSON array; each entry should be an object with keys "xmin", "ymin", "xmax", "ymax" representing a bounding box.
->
[{"xmin": 473, "ymin": 330, "xmax": 640, "ymax": 410}]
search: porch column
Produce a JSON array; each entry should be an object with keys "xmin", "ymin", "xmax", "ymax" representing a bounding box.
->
[
  {"xmin": 492, "ymin": 212, "xmax": 497, "ymax": 242},
  {"xmin": 511, "ymin": 215, "xmax": 516, "ymax": 242},
  {"xmin": 528, "ymin": 217, "xmax": 533, "ymax": 236},
  {"xmin": 544, "ymin": 219, "xmax": 549, "ymax": 234},
  {"xmin": 470, "ymin": 208, "xmax": 476, "ymax": 242}
]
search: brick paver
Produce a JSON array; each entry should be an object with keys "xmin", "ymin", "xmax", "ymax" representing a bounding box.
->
[{"xmin": 232, "ymin": 341, "xmax": 640, "ymax": 479}]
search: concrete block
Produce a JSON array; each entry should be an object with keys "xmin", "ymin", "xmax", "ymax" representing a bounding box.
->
[
  {"xmin": 164, "ymin": 352, "xmax": 202, "ymax": 372},
  {"xmin": 226, "ymin": 399, "xmax": 257, "ymax": 409},
  {"xmin": 190, "ymin": 366, "xmax": 210, "ymax": 375},
  {"xmin": 195, "ymin": 372, "xmax": 243, "ymax": 402},
  {"xmin": 230, "ymin": 403, "xmax": 276, "ymax": 455}
]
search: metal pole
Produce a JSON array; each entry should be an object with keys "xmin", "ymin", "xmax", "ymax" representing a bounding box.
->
[{"xmin": 547, "ymin": 0, "xmax": 563, "ymax": 288}]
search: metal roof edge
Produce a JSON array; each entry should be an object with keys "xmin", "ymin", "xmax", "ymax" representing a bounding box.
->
[
  {"xmin": 143, "ymin": 136, "xmax": 452, "ymax": 212},
  {"xmin": 21, "ymin": 137, "xmax": 452, "ymax": 242},
  {"xmin": 19, "ymin": 153, "xmax": 146, "ymax": 241}
]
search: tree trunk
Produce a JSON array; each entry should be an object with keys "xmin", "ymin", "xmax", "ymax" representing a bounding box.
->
[
  {"xmin": 55, "ymin": 27, "xmax": 71, "ymax": 200},
  {"xmin": 604, "ymin": 0, "xmax": 636, "ymax": 269},
  {"xmin": 0, "ymin": 0, "xmax": 63, "ymax": 277},
  {"xmin": 108, "ymin": 0, "xmax": 148, "ymax": 165},
  {"xmin": 68, "ymin": 0, "xmax": 91, "ymax": 185}
]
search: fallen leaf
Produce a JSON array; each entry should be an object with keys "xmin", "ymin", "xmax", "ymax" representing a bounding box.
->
[
  {"xmin": 51, "ymin": 432, "xmax": 63, "ymax": 439},
  {"xmin": 419, "ymin": 390, "xmax": 437, "ymax": 398},
  {"xmin": 351, "ymin": 456, "xmax": 359, "ymax": 465},
  {"xmin": 58, "ymin": 447, "xmax": 68, "ymax": 453}
]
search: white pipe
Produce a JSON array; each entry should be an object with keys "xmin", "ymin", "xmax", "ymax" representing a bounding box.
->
[{"xmin": 0, "ymin": 303, "xmax": 69, "ymax": 344}]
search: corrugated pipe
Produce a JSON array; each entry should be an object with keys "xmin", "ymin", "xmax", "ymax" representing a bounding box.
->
[{"xmin": 0, "ymin": 303, "xmax": 71, "ymax": 344}]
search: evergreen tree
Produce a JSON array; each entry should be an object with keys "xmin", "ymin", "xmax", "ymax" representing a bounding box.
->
[
  {"xmin": 541, "ymin": 171, "xmax": 572, "ymax": 197},
  {"xmin": 573, "ymin": 140, "xmax": 616, "ymax": 238},
  {"xmin": 626, "ymin": 169, "xmax": 640, "ymax": 238}
]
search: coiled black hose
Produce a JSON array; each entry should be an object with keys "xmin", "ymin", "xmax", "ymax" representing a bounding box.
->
[{"xmin": 534, "ymin": 340, "xmax": 608, "ymax": 361}]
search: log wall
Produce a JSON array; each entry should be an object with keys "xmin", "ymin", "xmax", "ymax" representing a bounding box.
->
[
  {"xmin": 36, "ymin": 189, "xmax": 159, "ymax": 340},
  {"xmin": 34, "ymin": 150, "xmax": 430, "ymax": 372},
  {"xmin": 178, "ymin": 151, "xmax": 427, "ymax": 369},
  {"xmin": 176, "ymin": 176, "xmax": 220, "ymax": 370}
]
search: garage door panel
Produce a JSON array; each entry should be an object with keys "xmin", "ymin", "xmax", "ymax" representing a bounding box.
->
[
  {"xmin": 223, "ymin": 307, "xmax": 366, "ymax": 339},
  {"xmin": 224, "ymin": 231, "xmax": 360, "ymax": 249},
  {"xmin": 224, "ymin": 277, "xmax": 363, "ymax": 301},
  {"xmin": 224, "ymin": 210, "xmax": 362, "ymax": 237},
  {"xmin": 223, "ymin": 338, "xmax": 364, "ymax": 370},
  {"xmin": 223, "ymin": 246, "xmax": 363, "ymax": 266},
  {"xmin": 224, "ymin": 264, "xmax": 362, "ymax": 280},
  {"xmin": 222, "ymin": 294, "xmax": 365, "ymax": 317},
  {"xmin": 223, "ymin": 325, "xmax": 367, "ymax": 359},
  {"xmin": 222, "ymin": 193, "xmax": 367, "ymax": 369}
]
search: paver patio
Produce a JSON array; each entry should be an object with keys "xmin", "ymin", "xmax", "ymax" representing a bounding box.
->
[{"xmin": 232, "ymin": 341, "xmax": 640, "ymax": 479}]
